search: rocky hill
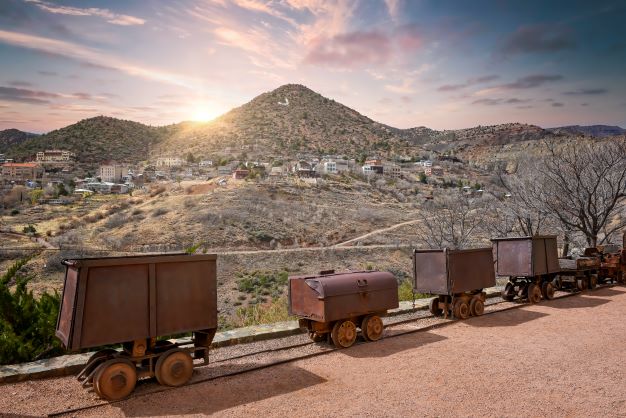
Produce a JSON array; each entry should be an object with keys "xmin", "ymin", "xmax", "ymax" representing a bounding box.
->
[
  {"xmin": 8, "ymin": 117, "xmax": 170, "ymax": 163},
  {"xmin": 158, "ymin": 84, "xmax": 408, "ymax": 159},
  {"xmin": 0, "ymin": 129, "xmax": 38, "ymax": 154},
  {"xmin": 547, "ymin": 125, "xmax": 626, "ymax": 137}
]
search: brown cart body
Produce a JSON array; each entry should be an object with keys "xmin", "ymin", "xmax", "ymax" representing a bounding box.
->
[
  {"xmin": 288, "ymin": 270, "xmax": 398, "ymax": 322},
  {"xmin": 492, "ymin": 235, "xmax": 560, "ymax": 278},
  {"xmin": 57, "ymin": 253, "xmax": 218, "ymax": 351},
  {"xmin": 55, "ymin": 254, "xmax": 218, "ymax": 401},
  {"xmin": 413, "ymin": 247, "xmax": 495, "ymax": 295},
  {"xmin": 289, "ymin": 270, "xmax": 398, "ymax": 347}
]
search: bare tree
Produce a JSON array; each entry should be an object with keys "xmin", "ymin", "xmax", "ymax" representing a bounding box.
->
[
  {"xmin": 538, "ymin": 137, "xmax": 626, "ymax": 247},
  {"xmin": 415, "ymin": 191, "xmax": 485, "ymax": 249}
]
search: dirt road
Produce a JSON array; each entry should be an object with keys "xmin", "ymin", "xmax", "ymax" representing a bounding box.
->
[
  {"xmin": 2, "ymin": 286, "xmax": 625, "ymax": 417},
  {"xmin": 61, "ymin": 286, "xmax": 626, "ymax": 417}
]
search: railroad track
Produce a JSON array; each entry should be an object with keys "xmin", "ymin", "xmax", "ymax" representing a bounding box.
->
[{"xmin": 48, "ymin": 285, "xmax": 616, "ymax": 417}]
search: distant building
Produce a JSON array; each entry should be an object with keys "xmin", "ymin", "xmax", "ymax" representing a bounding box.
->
[
  {"xmin": 156, "ymin": 157, "xmax": 184, "ymax": 168},
  {"xmin": 36, "ymin": 150, "xmax": 75, "ymax": 163},
  {"xmin": 362, "ymin": 164, "xmax": 383, "ymax": 176},
  {"xmin": 383, "ymin": 163, "xmax": 401, "ymax": 178},
  {"xmin": 218, "ymin": 166, "xmax": 233, "ymax": 176},
  {"xmin": 294, "ymin": 160, "xmax": 316, "ymax": 178},
  {"xmin": 0, "ymin": 162, "xmax": 44, "ymax": 184},
  {"xmin": 269, "ymin": 166, "xmax": 284, "ymax": 176},
  {"xmin": 199, "ymin": 160, "xmax": 213, "ymax": 168},
  {"xmin": 425, "ymin": 165, "xmax": 444, "ymax": 177},
  {"xmin": 232, "ymin": 169, "xmax": 249, "ymax": 180},
  {"xmin": 99, "ymin": 164, "xmax": 129, "ymax": 183}
]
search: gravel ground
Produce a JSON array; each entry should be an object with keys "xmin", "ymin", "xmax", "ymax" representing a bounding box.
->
[{"xmin": 0, "ymin": 287, "xmax": 622, "ymax": 417}]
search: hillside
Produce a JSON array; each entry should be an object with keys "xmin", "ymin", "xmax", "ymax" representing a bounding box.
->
[
  {"xmin": 547, "ymin": 125, "xmax": 626, "ymax": 137},
  {"xmin": 156, "ymin": 84, "xmax": 411, "ymax": 159},
  {"xmin": 8, "ymin": 116, "xmax": 169, "ymax": 163},
  {"xmin": 0, "ymin": 129, "xmax": 38, "ymax": 153}
]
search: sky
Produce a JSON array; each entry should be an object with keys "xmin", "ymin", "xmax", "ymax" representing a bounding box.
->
[{"xmin": 0, "ymin": 0, "xmax": 625, "ymax": 133}]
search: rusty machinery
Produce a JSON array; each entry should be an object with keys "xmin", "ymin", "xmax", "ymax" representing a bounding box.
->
[
  {"xmin": 413, "ymin": 247, "xmax": 496, "ymax": 319},
  {"xmin": 56, "ymin": 254, "xmax": 218, "ymax": 401},
  {"xmin": 288, "ymin": 270, "xmax": 399, "ymax": 348}
]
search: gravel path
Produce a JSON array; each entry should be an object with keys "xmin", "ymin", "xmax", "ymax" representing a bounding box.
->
[{"xmin": 1, "ymin": 286, "xmax": 624, "ymax": 417}]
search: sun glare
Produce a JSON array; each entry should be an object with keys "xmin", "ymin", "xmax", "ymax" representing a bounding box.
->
[{"xmin": 190, "ymin": 105, "xmax": 220, "ymax": 122}]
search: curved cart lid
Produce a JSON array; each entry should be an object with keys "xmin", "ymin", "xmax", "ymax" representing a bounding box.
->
[{"xmin": 293, "ymin": 271, "xmax": 396, "ymax": 298}]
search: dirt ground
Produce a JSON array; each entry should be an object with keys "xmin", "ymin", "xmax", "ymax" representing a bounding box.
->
[{"xmin": 2, "ymin": 286, "xmax": 626, "ymax": 417}]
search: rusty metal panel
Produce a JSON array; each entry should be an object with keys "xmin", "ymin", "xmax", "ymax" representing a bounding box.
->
[
  {"xmin": 544, "ymin": 237, "xmax": 560, "ymax": 273},
  {"xmin": 55, "ymin": 254, "xmax": 218, "ymax": 351},
  {"xmin": 55, "ymin": 265, "xmax": 78, "ymax": 347},
  {"xmin": 155, "ymin": 259, "xmax": 217, "ymax": 336},
  {"xmin": 448, "ymin": 248, "xmax": 496, "ymax": 293},
  {"xmin": 80, "ymin": 264, "xmax": 151, "ymax": 348},
  {"xmin": 532, "ymin": 238, "xmax": 548, "ymax": 275},
  {"xmin": 492, "ymin": 238, "xmax": 532, "ymax": 277},
  {"xmin": 413, "ymin": 250, "xmax": 448, "ymax": 294},
  {"xmin": 288, "ymin": 271, "xmax": 398, "ymax": 323}
]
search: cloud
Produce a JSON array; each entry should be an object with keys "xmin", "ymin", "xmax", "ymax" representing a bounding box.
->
[
  {"xmin": 24, "ymin": 0, "xmax": 145, "ymax": 26},
  {"xmin": 437, "ymin": 84, "xmax": 466, "ymax": 92},
  {"xmin": 9, "ymin": 80, "xmax": 32, "ymax": 87},
  {"xmin": 499, "ymin": 24, "xmax": 576, "ymax": 55},
  {"xmin": 552, "ymin": 102, "xmax": 564, "ymax": 107},
  {"xmin": 437, "ymin": 74, "xmax": 500, "ymax": 92},
  {"xmin": 563, "ymin": 88, "xmax": 607, "ymax": 95},
  {"xmin": 472, "ymin": 97, "xmax": 531, "ymax": 106},
  {"xmin": 384, "ymin": 0, "xmax": 402, "ymax": 22},
  {"xmin": 395, "ymin": 24, "xmax": 422, "ymax": 51},
  {"xmin": 385, "ymin": 78, "xmax": 415, "ymax": 94},
  {"xmin": 305, "ymin": 31, "xmax": 392, "ymax": 68},
  {"xmin": 0, "ymin": 86, "xmax": 60, "ymax": 104},
  {"xmin": 501, "ymin": 74, "xmax": 563, "ymax": 89},
  {"xmin": 38, "ymin": 70, "xmax": 57, "ymax": 76},
  {"xmin": 0, "ymin": 29, "xmax": 199, "ymax": 87}
]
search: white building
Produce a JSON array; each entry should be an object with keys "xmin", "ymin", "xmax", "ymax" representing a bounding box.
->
[
  {"xmin": 36, "ymin": 150, "xmax": 75, "ymax": 163},
  {"xmin": 99, "ymin": 164, "xmax": 129, "ymax": 183},
  {"xmin": 156, "ymin": 157, "xmax": 184, "ymax": 168},
  {"xmin": 199, "ymin": 160, "xmax": 213, "ymax": 168}
]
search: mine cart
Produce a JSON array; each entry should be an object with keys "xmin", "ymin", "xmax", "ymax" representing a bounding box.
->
[
  {"xmin": 558, "ymin": 256, "xmax": 600, "ymax": 291},
  {"xmin": 288, "ymin": 270, "xmax": 398, "ymax": 348},
  {"xmin": 492, "ymin": 236, "xmax": 560, "ymax": 303},
  {"xmin": 56, "ymin": 254, "xmax": 218, "ymax": 401},
  {"xmin": 585, "ymin": 242, "xmax": 626, "ymax": 284},
  {"xmin": 413, "ymin": 248, "xmax": 496, "ymax": 319}
]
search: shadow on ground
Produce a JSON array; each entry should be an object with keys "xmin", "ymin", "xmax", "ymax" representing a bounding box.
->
[
  {"xmin": 465, "ymin": 308, "xmax": 549, "ymax": 328},
  {"xmin": 341, "ymin": 331, "xmax": 447, "ymax": 359},
  {"xmin": 114, "ymin": 363, "xmax": 326, "ymax": 416}
]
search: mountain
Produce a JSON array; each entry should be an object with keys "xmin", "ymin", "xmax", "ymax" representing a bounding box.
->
[
  {"xmin": 547, "ymin": 125, "xmax": 626, "ymax": 137},
  {"xmin": 0, "ymin": 129, "xmax": 38, "ymax": 153},
  {"xmin": 158, "ymin": 84, "xmax": 408, "ymax": 159},
  {"xmin": 8, "ymin": 116, "xmax": 170, "ymax": 163}
]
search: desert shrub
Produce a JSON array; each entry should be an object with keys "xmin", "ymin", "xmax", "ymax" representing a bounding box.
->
[
  {"xmin": 183, "ymin": 197, "xmax": 198, "ymax": 209},
  {"xmin": 150, "ymin": 185, "xmax": 166, "ymax": 197},
  {"xmin": 104, "ymin": 213, "xmax": 128, "ymax": 229},
  {"xmin": 397, "ymin": 279, "xmax": 428, "ymax": 301},
  {"xmin": 231, "ymin": 296, "xmax": 292, "ymax": 328},
  {"xmin": 152, "ymin": 207, "xmax": 169, "ymax": 217},
  {"xmin": 0, "ymin": 258, "xmax": 64, "ymax": 365},
  {"xmin": 22, "ymin": 224, "xmax": 37, "ymax": 235},
  {"xmin": 131, "ymin": 208, "xmax": 143, "ymax": 216},
  {"xmin": 236, "ymin": 271, "xmax": 288, "ymax": 299}
]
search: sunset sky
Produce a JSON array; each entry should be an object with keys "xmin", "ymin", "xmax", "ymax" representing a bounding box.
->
[{"xmin": 0, "ymin": 0, "xmax": 625, "ymax": 133}]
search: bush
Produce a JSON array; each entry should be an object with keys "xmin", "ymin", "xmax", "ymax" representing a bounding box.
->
[
  {"xmin": 231, "ymin": 296, "xmax": 292, "ymax": 328},
  {"xmin": 0, "ymin": 258, "xmax": 64, "ymax": 365},
  {"xmin": 397, "ymin": 279, "xmax": 428, "ymax": 301},
  {"xmin": 152, "ymin": 207, "xmax": 169, "ymax": 217},
  {"xmin": 22, "ymin": 224, "xmax": 37, "ymax": 235}
]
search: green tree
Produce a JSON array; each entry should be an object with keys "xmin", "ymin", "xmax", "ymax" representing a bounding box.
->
[
  {"xmin": 0, "ymin": 258, "xmax": 63, "ymax": 365},
  {"xmin": 29, "ymin": 189, "xmax": 43, "ymax": 205}
]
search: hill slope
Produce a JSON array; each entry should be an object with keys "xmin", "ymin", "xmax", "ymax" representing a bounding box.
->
[
  {"xmin": 547, "ymin": 125, "xmax": 626, "ymax": 137},
  {"xmin": 9, "ymin": 116, "xmax": 169, "ymax": 163},
  {"xmin": 158, "ymin": 84, "xmax": 408, "ymax": 158},
  {"xmin": 0, "ymin": 129, "xmax": 38, "ymax": 154}
]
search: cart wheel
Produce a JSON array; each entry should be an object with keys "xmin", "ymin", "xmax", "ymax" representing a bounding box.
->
[
  {"xmin": 527, "ymin": 284, "xmax": 541, "ymax": 303},
  {"xmin": 155, "ymin": 349, "xmax": 193, "ymax": 387},
  {"xmin": 588, "ymin": 275, "xmax": 597, "ymax": 290},
  {"xmin": 92, "ymin": 359, "xmax": 137, "ymax": 401},
  {"xmin": 552, "ymin": 276, "xmax": 562, "ymax": 290},
  {"xmin": 429, "ymin": 298, "xmax": 443, "ymax": 316},
  {"xmin": 502, "ymin": 283, "xmax": 515, "ymax": 302},
  {"xmin": 454, "ymin": 300, "xmax": 470, "ymax": 319},
  {"xmin": 542, "ymin": 282, "xmax": 555, "ymax": 300},
  {"xmin": 331, "ymin": 320, "xmax": 357, "ymax": 348},
  {"xmin": 470, "ymin": 298, "xmax": 484, "ymax": 316},
  {"xmin": 576, "ymin": 278, "xmax": 586, "ymax": 292},
  {"xmin": 78, "ymin": 349, "xmax": 118, "ymax": 382},
  {"xmin": 361, "ymin": 315, "xmax": 384, "ymax": 341},
  {"xmin": 308, "ymin": 332, "xmax": 325, "ymax": 343}
]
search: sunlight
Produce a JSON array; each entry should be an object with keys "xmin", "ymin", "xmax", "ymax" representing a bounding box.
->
[{"xmin": 190, "ymin": 104, "xmax": 220, "ymax": 122}]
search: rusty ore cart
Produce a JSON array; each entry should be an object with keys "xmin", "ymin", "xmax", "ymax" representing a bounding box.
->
[
  {"xmin": 492, "ymin": 236, "xmax": 560, "ymax": 303},
  {"xmin": 288, "ymin": 270, "xmax": 398, "ymax": 348},
  {"xmin": 56, "ymin": 254, "xmax": 217, "ymax": 401},
  {"xmin": 413, "ymin": 248, "xmax": 496, "ymax": 319},
  {"xmin": 557, "ymin": 256, "xmax": 600, "ymax": 291}
]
